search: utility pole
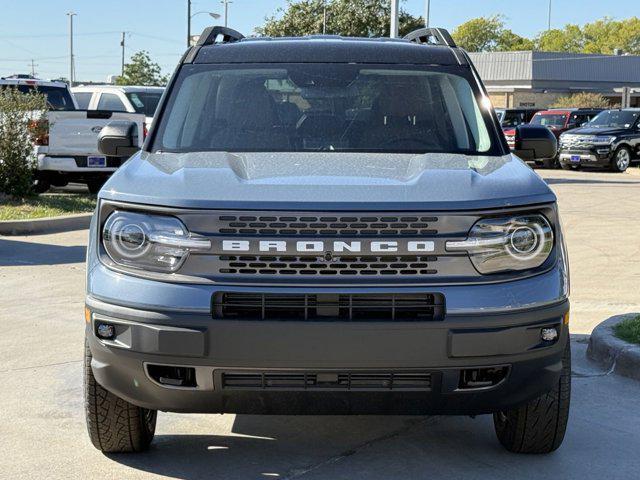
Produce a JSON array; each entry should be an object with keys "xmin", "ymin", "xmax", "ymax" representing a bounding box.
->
[
  {"xmin": 547, "ymin": 0, "xmax": 552, "ymax": 30},
  {"xmin": 390, "ymin": 0, "xmax": 399, "ymax": 38},
  {"xmin": 29, "ymin": 59, "xmax": 38, "ymax": 78},
  {"xmin": 187, "ymin": 0, "xmax": 191, "ymax": 48},
  {"xmin": 120, "ymin": 32, "xmax": 126, "ymax": 77},
  {"xmin": 221, "ymin": 0, "xmax": 232, "ymax": 28},
  {"xmin": 67, "ymin": 12, "xmax": 76, "ymax": 86},
  {"xmin": 425, "ymin": 0, "xmax": 430, "ymax": 28}
]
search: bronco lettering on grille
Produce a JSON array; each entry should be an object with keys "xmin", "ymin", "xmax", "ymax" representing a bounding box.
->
[{"xmin": 220, "ymin": 240, "xmax": 435, "ymax": 254}]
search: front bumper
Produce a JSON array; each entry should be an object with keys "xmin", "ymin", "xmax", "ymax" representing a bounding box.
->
[
  {"xmin": 559, "ymin": 147, "xmax": 613, "ymax": 167},
  {"xmin": 86, "ymin": 270, "xmax": 570, "ymax": 415}
]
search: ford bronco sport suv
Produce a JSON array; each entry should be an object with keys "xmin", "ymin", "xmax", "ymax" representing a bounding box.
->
[{"xmin": 85, "ymin": 27, "xmax": 570, "ymax": 455}]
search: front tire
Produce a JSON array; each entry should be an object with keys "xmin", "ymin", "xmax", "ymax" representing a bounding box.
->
[
  {"xmin": 611, "ymin": 146, "xmax": 631, "ymax": 173},
  {"xmin": 84, "ymin": 340, "xmax": 157, "ymax": 453},
  {"xmin": 493, "ymin": 340, "xmax": 571, "ymax": 454}
]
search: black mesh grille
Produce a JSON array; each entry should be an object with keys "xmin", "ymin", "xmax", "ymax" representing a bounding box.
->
[
  {"xmin": 215, "ymin": 214, "xmax": 438, "ymax": 236},
  {"xmin": 212, "ymin": 292, "xmax": 445, "ymax": 321},
  {"xmin": 221, "ymin": 371, "xmax": 432, "ymax": 391},
  {"xmin": 218, "ymin": 255, "xmax": 438, "ymax": 276}
]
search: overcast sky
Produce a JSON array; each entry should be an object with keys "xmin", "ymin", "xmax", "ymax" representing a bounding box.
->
[{"xmin": 0, "ymin": 0, "xmax": 636, "ymax": 82}]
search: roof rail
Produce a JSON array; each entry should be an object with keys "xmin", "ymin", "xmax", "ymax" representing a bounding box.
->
[
  {"xmin": 196, "ymin": 26, "xmax": 245, "ymax": 47},
  {"xmin": 404, "ymin": 28, "xmax": 456, "ymax": 48}
]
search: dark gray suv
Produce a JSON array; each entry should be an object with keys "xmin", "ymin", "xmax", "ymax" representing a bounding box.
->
[{"xmin": 85, "ymin": 27, "xmax": 569, "ymax": 454}]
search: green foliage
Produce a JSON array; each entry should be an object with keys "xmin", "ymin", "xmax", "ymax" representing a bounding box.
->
[
  {"xmin": 116, "ymin": 51, "xmax": 168, "ymax": 87},
  {"xmin": 0, "ymin": 88, "xmax": 48, "ymax": 198},
  {"xmin": 0, "ymin": 193, "xmax": 96, "ymax": 220},
  {"xmin": 551, "ymin": 92, "xmax": 612, "ymax": 109},
  {"xmin": 452, "ymin": 15, "xmax": 532, "ymax": 52},
  {"xmin": 257, "ymin": 0, "xmax": 423, "ymax": 38},
  {"xmin": 614, "ymin": 315, "xmax": 640, "ymax": 345},
  {"xmin": 537, "ymin": 18, "xmax": 640, "ymax": 54}
]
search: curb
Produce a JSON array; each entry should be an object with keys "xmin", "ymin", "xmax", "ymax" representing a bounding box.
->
[
  {"xmin": 626, "ymin": 167, "xmax": 640, "ymax": 177},
  {"xmin": 0, "ymin": 213, "xmax": 92, "ymax": 236},
  {"xmin": 587, "ymin": 314, "xmax": 640, "ymax": 382}
]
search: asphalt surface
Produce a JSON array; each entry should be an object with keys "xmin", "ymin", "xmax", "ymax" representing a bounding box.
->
[{"xmin": 1, "ymin": 168, "xmax": 639, "ymax": 479}]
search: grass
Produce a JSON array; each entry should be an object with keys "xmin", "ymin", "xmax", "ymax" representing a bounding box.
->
[
  {"xmin": 0, "ymin": 193, "xmax": 96, "ymax": 221},
  {"xmin": 614, "ymin": 315, "xmax": 640, "ymax": 345}
]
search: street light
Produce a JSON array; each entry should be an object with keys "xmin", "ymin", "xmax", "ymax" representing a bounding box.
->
[
  {"xmin": 66, "ymin": 12, "xmax": 76, "ymax": 85},
  {"xmin": 547, "ymin": 0, "xmax": 552, "ymax": 30},
  {"xmin": 221, "ymin": 0, "xmax": 232, "ymax": 28},
  {"xmin": 187, "ymin": 0, "xmax": 222, "ymax": 48}
]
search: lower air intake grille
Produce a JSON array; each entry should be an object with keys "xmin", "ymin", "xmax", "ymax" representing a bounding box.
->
[
  {"xmin": 212, "ymin": 292, "xmax": 444, "ymax": 321},
  {"xmin": 221, "ymin": 371, "xmax": 432, "ymax": 391},
  {"xmin": 218, "ymin": 255, "xmax": 438, "ymax": 276}
]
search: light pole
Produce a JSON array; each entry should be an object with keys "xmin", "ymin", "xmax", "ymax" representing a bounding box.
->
[
  {"xmin": 66, "ymin": 12, "xmax": 76, "ymax": 86},
  {"xmin": 390, "ymin": 0, "xmax": 399, "ymax": 38},
  {"xmin": 221, "ymin": 0, "xmax": 232, "ymax": 28},
  {"xmin": 187, "ymin": 1, "xmax": 221, "ymax": 47},
  {"xmin": 425, "ymin": 0, "xmax": 430, "ymax": 28},
  {"xmin": 547, "ymin": 0, "xmax": 552, "ymax": 30}
]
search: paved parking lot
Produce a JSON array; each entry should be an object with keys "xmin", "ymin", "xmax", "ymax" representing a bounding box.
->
[{"xmin": 0, "ymin": 169, "xmax": 639, "ymax": 479}]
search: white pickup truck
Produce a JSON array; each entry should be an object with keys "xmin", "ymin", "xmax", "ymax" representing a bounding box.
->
[{"xmin": 1, "ymin": 77, "xmax": 144, "ymax": 193}]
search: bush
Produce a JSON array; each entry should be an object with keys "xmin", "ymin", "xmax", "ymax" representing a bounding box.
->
[
  {"xmin": 550, "ymin": 92, "xmax": 612, "ymax": 109},
  {"xmin": 0, "ymin": 88, "xmax": 48, "ymax": 198}
]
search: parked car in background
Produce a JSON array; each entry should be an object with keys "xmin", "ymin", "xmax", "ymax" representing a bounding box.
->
[
  {"xmin": 505, "ymin": 108, "xmax": 603, "ymax": 168},
  {"xmin": 559, "ymin": 108, "xmax": 640, "ymax": 172},
  {"xmin": 1, "ymin": 76, "xmax": 77, "ymax": 111},
  {"xmin": 1, "ymin": 76, "xmax": 146, "ymax": 193},
  {"xmin": 495, "ymin": 108, "xmax": 540, "ymax": 130},
  {"xmin": 72, "ymin": 85, "xmax": 164, "ymax": 131}
]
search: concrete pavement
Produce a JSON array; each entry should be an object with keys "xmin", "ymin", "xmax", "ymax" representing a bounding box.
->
[{"xmin": 0, "ymin": 168, "xmax": 639, "ymax": 479}]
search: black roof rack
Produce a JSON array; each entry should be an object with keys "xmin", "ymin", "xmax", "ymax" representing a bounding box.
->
[
  {"xmin": 196, "ymin": 26, "xmax": 245, "ymax": 46},
  {"xmin": 404, "ymin": 28, "xmax": 457, "ymax": 48}
]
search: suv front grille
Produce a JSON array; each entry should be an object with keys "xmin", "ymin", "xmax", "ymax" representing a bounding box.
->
[
  {"xmin": 221, "ymin": 371, "xmax": 432, "ymax": 391},
  {"xmin": 212, "ymin": 292, "xmax": 445, "ymax": 321},
  {"xmin": 218, "ymin": 255, "xmax": 438, "ymax": 276},
  {"xmin": 216, "ymin": 214, "xmax": 438, "ymax": 236}
]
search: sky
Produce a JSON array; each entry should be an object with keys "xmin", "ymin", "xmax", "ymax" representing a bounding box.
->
[{"xmin": 0, "ymin": 0, "xmax": 637, "ymax": 82}]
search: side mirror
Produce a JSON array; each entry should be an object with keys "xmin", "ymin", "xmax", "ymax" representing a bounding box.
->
[
  {"xmin": 98, "ymin": 121, "xmax": 140, "ymax": 157},
  {"xmin": 513, "ymin": 125, "xmax": 557, "ymax": 161}
]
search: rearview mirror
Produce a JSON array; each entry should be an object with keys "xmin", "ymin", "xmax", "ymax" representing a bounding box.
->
[
  {"xmin": 98, "ymin": 121, "xmax": 140, "ymax": 157},
  {"xmin": 513, "ymin": 125, "xmax": 557, "ymax": 161}
]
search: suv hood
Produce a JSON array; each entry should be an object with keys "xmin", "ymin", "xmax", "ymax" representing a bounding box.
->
[
  {"xmin": 566, "ymin": 126, "xmax": 630, "ymax": 136},
  {"xmin": 100, "ymin": 151, "xmax": 555, "ymax": 211}
]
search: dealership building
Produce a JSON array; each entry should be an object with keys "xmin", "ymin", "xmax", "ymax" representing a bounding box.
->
[{"xmin": 468, "ymin": 51, "xmax": 640, "ymax": 108}]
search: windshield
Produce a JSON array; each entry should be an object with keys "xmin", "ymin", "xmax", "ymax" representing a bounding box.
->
[
  {"xmin": 501, "ymin": 111, "xmax": 528, "ymax": 127},
  {"xmin": 530, "ymin": 113, "xmax": 567, "ymax": 128},
  {"xmin": 125, "ymin": 91, "xmax": 163, "ymax": 117},
  {"xmin": 152, "ymin": 64, "xmax": 495, "ymax": 155},
  {"xmin": 587, "ymin": 110, "xmax": 639, "ymax": 128},
  {"xmin": 1, "ymin": 84, "xmax": 75, "ymax": 111}
]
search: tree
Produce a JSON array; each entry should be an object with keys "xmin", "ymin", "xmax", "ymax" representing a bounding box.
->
[
  {"xmin": 451, "ymin": 15, "xmax": 532, "ymax": 52},
  {"xmin": 536, "ymin": 25, "xmax": 584, "ymax": 52},
  {"xmin": 551, "ymin": 92, "xmax": 611, "ymax": 109},
  {"xmin": 257, "ymin": 0, "xmax": 423, "ymax": 38},
  {"xmin": 0, "ymin": 88, "xmax": 48, "ymax": 197},
  {"xmin": 116, "ymin": 51, "xmax": 168, "ymax": 86},
  {"xmin": 536, "ymin": 18, "xmax": 640, "ymax": 54}
]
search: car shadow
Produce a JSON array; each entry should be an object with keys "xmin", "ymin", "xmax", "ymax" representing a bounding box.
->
[{"xmin": 0, "ymin": 238, "xmax": 86, "ymax": 266}]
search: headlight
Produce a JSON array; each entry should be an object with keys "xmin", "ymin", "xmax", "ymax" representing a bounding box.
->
[
  {"xmin": 446, "ymin": 214, "xmax": 554, "ymax": 274},
  {"xmin": 102, "ymin": 211, "xmax": 211, "ymax": 272},
  {"xmin": 593, "ymin": 135, "xmax": 616, "ymax": 144}
]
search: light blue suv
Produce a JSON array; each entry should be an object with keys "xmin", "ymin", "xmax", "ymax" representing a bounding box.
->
[{"xmin": 84, "ymin": 26, "xmax": 569, "ymax": 454}]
